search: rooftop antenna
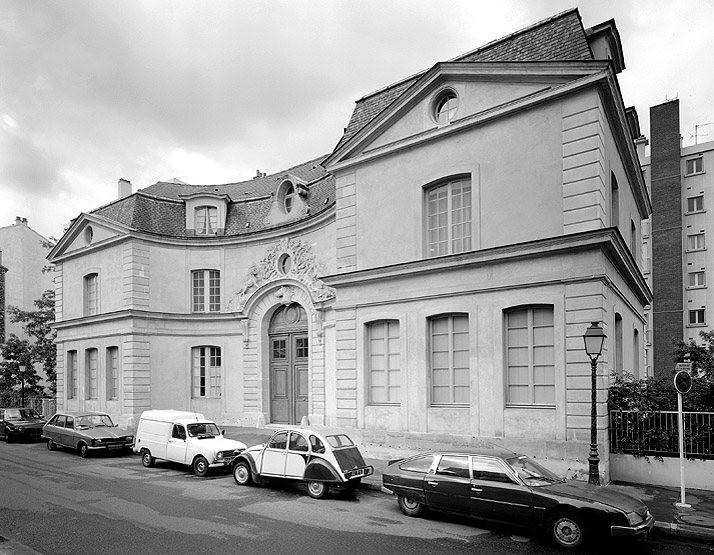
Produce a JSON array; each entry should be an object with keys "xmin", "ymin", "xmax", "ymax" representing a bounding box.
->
[{"xmin": 692, "ymin": 123, "xmax": 714, "ymax": 145}]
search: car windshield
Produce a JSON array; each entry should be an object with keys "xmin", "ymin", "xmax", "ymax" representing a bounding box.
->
[
  {"xmin": 75, "ymin": 414, "xmax": 114, "ymax": 428},
  {"xmin": 326, "ymin": 434, "xmax": 355, "ymax": 449},
  {"xmin": 5, "ymin": 408, "xmax": 42, "ymax": 420},
  {"xmin": 506, "ymin": 455, "xmax": 564, "ymax": 486},
  {"xmin": 187, "ymin": 422, "xmax": 220, "ymax": 438}
]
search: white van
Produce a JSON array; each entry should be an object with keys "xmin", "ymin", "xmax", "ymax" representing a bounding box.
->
[{"xmin": 133, "ymin": 410, "xmax": 247, "ymax": 477}]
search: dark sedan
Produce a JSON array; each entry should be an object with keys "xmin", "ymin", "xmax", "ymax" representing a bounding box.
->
[
  {"xmin": 382, "ymin": 448, "xmax": 654, "ymax": 550},
  {"xmin": 42, "ymin": 411, "xmax": 134, "ymax": 457},
  {"xmin": 0, "ymin": 407, "xmax": 46, "ymax": 442}
]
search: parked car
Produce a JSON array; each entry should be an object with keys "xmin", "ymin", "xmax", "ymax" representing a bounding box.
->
[
  {"xmin": 42, "ymin": 411, "xmax": 134, "ymax": 457},
  {"xmin": 133, "ymin": 410, "xmax": 247, "ymax": 477},
  {"xmin": 0, "ymin": 407, "xmax": 46, "ymax": 442},
  {"xmin": 232, "ymin": 428, "xmax": 373, "ymax": 498},
  {"xmin": 382, "ymin": 448, "xmax": 654, "ymax": 550}
]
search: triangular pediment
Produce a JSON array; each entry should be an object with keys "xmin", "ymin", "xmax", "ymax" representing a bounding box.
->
[
  {"xmin": 324, "ymin": 61, "xmax": 609, "ymax": 169},
  {"xmin": 48, "ymin": 213, "xmax": 131, "ymax": 261}
]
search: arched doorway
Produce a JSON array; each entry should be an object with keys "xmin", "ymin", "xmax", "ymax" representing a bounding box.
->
[{"xmin": 268, "ymin": 303, "xmax": 309, "ymax": 424}]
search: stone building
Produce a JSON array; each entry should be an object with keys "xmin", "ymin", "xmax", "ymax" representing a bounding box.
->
[{"xmin": 48, "ymin": 9, "xmax": 650, "ymax": 482}]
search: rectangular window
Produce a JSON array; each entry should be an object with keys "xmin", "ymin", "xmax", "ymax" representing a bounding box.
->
[
  {"xmin": 430, "ymin": 314, "xmax": 469, "ymax": 405},
  {"xmin": 689, "ymin": 309, "xmax": 706, "ymax": 326},
  {"xmin": 192, "ymin": 270, "xmax": 220, "ymax": 312},
  {"xmin": 85, "ymin": 348, "xmax": 98, "ymax": 399},
  {"xmin": 506, "ymin": 306, "xmax": 555, "ymax": 405},
  {"xmin": 426, "ymin": 179, "xmax": 472, "ymax": 257},
  {"xmin": 107, "ymin": 347, "xmax": 119, "ymax": 400},
  {"xmin": 84, "ymin": 273, "xmax": 98, "ymax": 316},
  {"xmin": 689, "ymin": 271, "xmax": 706, "ymax": 288},
  {"xmin": 688, "ymin": 233, "xmax": 705, "ymax": 251},
  {"xmin": 687, "ymin": 196, "xmax": 704, "ymax": 213},
  {"xmin": 192, "ymin": 346, "xmax": 221, "ymax": 397},
  {"xmin": 195, "ymin": 206, "xmax": 218, "ymax": 235},
  {"xmin": 67, "ymin": 350, "xmax": 78, "ymax": 399},
  {"xmin": 368, "ymin": 320, "xmax": 401, "ymax": 404},
  {"xmin": 686, "ymin": 157, "xmax": 704, "ymax": 176}
]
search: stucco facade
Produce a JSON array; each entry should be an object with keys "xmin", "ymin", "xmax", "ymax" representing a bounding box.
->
[{"xmin": 48, "ymin": 9, "xmax": 651, "ymax": 482}]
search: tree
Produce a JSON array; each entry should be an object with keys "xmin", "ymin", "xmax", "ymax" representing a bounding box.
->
[
  {"xmin": 6, "ymin": 289, "xmax": 57, "ymax": 393},
  {"xmin": 0, "ymin": 335, "xmax": 43, "ymax": 398}
]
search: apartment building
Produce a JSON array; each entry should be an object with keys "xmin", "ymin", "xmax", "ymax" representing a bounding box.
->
[{"xmin": 641, "ymin": 100, "xmax": 714, "ymax": 375}]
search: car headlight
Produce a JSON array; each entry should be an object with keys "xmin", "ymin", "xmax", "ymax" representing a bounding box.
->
[
  {"xmin": 626, "ymin": 511, "xmax": 644, "ymax": 526},
  {"xmin": 6, "ymin": 424, "xmax": 14, "ymax": 430},
  {"xmin": 17, "ymin": 426, "xmax": 25, "ymax": 432},
  {"xmin": 216, "ymin": 452, "xmax": 224, "ymax": 460},
  {"xmin": 126, "ymin": 436, "xmax": 134, "ymax": 443}
]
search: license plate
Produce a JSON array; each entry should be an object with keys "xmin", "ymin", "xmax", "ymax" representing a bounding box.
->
[
  {"xmin": 107, "ymin": 444, "xmax": 122, "ymax": 450},
  {"xmin": 349, "ymin": 467, "xmax": 368, "ymax": 478}
]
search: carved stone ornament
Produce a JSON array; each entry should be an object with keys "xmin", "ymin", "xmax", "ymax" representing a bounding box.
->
[{"xmin": 229, "ymin": 237, "xmax": 336, "ymax": 312}]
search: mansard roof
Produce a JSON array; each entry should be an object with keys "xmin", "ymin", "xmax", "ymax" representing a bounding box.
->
[
  {"xmin": 91, "ymin": 155, "xmax": 334, "ymax": 238},
  {"xmin": 334, "ymin": 8, "xmax": 593, "ymax": 150}
]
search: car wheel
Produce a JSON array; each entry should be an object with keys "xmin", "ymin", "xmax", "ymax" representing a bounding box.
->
[
  {"xmin": 47, "ymin": 438, "xmax": 57, "ymax": 451},
  {"xmin": 397, "ymin": 495, "xmax": 424, "ymax": 517},
  {"xmin": 78, "ymin": 443, "xmax": 89, "ymax": 458},
  {"xmin": 306, "ymin": 481, "xmax": 328, "ymax": 499},
  {"xmin": 141, "ymin": 449, "xmax": 155, "ymax": 468},
  {"xmin": 193, "ymin": 455, "xmax": 209, "ymax": 477},
  {"xmin": 548, "ymin": 511, "xmax": 585, "ymax": 550},
  {"xmin": 233, "ymin": 462, "xmax": 253, "ymax": 486}
]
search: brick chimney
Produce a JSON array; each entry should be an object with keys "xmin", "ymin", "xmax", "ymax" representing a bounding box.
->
[{"xmin": 118, "ymin": 178, "xmax": 132, "ymax": 199}]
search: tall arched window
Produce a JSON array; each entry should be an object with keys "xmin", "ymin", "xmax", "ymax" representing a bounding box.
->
[
  {"xmin": 505, "ymin": 306, "xmax": 555, "ymax": 405},
  {"xmin": 425, "ymin": 178, "xmax": 472, "ymax": 257},
  {"xmin": 429, "ymin": 314, "xmax": 470, "ymax": 404},
  {"xmin": 367, "ymin": 320, "xmax": 401, "ymax": 405}
]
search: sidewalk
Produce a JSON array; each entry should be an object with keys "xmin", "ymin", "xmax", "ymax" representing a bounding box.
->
[{"xmin": 223, "ymin": 425, "xmax": 714, "ymax": 543}]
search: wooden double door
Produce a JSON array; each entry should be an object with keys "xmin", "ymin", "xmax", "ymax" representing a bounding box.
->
[{"xmin": 269, "ymin": 303, "xmax": 309, "ymax": 425}]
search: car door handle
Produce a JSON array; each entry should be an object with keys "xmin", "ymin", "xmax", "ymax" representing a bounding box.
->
[
  {"xmin": 471, "ymin": 487, "xmax": 483, "ymax": 493},
  {"xmin": 427, "ymin": 480, "xmax": 439, "ymax": 487}
]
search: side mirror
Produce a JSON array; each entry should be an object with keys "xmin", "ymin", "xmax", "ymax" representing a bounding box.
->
[{"xmin": 221, "ymin": 429, "xmax": 225, "ymax": 436}]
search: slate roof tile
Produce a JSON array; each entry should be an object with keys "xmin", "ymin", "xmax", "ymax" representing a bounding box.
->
[{"xmin": 335, "ymin": 8, "xmax": 591, "ymax": 150}]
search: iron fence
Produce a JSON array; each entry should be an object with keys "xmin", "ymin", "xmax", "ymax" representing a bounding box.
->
[{"xmin": 610, "ymin": 410, "xmax": 714, "ymax": 459}]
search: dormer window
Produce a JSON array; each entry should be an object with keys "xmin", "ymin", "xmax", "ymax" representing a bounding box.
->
[
  {"xmin": 279, "ymin": 181, "xmax": 298, "ymax": 214},
  {"xmin": 195, "ymin": 206, "xmax": 218, "ymax": 235}
]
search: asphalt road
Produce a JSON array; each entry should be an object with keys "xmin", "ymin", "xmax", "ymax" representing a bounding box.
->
[{"xmin": 0, "ymin": 440, "xmax": 712, "ymax": 555}]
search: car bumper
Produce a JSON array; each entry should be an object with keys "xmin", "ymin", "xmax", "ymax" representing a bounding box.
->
[
  {"xmin": 611, "ymin": 514, "xmax": 655, "ymax": 537},
  {"xmin": 7, "ymin": 428, "xmax": 44, "ymax": 438}
]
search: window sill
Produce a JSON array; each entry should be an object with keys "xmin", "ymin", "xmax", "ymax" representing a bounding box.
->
[
  {"xmin": 429, "ymin": 404, "xmax": 470, "ymax": 408},
  {"xmin": 684, "ymin": 171, "xmax": 706, "ymax": 178},
  {"xmin": 686, "ymin": 285, "xmax": 707, "ymax": 290},
  {"xmin": 686, "ymin": 209, "xmax": 706, "ymax": 215},
  {"xmin": 686, "ymin": 248, "xmax": 707, "ymax": 253},
  {"xmin": 687, "ymin": 323, "xmax": 707, "ymax": 328},
  {"xmin": 505, "ymin": 404, "xmax": 556, "ymax": 410}
]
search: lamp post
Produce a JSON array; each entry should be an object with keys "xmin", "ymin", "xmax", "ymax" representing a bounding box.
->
[
  {"xmin": 19, "ymin": 365, "xmax": 26, "ymax": 407},
  {"xmin": 583, "ymin": 322, "xmax": 606, "ymax": 485}
]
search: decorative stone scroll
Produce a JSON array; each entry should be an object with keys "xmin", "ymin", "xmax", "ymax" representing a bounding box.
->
[{"xmin": 229, "ymin": 237, "xmax": 336, "ymax": 313}]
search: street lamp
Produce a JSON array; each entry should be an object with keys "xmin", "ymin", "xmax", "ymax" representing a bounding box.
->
[
  {"xmin": 583, "ymin": 322, "xmax": 606, "ymax": 485},
  {"xmin": 19, "ymin": 365, "xmax": 26, "ymax": 407}
]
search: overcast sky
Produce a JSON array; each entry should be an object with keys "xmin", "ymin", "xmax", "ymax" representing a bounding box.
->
[{"xmin": 1, "ymin": 0, "xmax": 713, "ymax": 240}]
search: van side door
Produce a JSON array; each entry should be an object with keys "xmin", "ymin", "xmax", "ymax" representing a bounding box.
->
[{"xmin": 166, "ymin": 424, "xmax": 188, "ymax": 463}]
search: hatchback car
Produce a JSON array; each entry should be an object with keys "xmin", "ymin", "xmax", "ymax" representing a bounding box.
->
[
  {"xmin": 382, "ymin": 448, "xmax": 654, "ymax": 550},
  {"xmin": 232, "ymin": 428, "xmax": 373, "ymax": 498},
  {"xmin": 0, "ymin": 407, "xmax": 46, "ymax": 442},
  {"xmin": 42, "ymin": 411, "xmax": 134, "ymax": 457}
]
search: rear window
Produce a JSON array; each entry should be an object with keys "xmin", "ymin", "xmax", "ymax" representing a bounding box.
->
[
  {"xmin": 399, "ymin": 455, "xmax": 434, "ymax": 473},
  {"xmin": 326, "ymin": 434, "xmax": 354, "ymax": 448}
]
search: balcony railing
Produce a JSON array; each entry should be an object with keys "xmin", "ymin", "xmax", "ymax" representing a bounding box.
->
[{"xmin": 610, "ymin": 410, "xmax": 714, "ymax": 459}]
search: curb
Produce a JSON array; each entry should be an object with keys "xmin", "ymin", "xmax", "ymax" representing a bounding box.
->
[{"xmin": 653, "ymin": 521, "xmax": 714, "ymax": 542}]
